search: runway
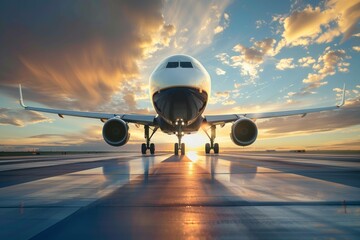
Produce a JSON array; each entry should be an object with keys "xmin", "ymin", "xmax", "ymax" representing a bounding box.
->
[{"xmin": 0, "ymin": 151, "xmax": 359, "ymax": 239}]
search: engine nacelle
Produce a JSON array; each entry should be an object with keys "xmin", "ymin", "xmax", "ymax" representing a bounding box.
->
[
  {"xmin": 102, "ymin": 118, "xmax": 130, "ymax": 147},
  {"xmin": 230, "ymin": 118, "xmax": 258, "ymax": 146}
]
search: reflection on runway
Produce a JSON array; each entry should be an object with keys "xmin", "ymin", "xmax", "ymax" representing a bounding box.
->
[
  {"xmin": 204, "ymin": 155, "xmax": 258, "ymax": 182},
  {"xmin": 0, "ymin": 152, "xmax": 359, "ymax": 239}
]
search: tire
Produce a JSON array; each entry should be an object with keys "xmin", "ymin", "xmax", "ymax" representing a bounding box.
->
[
  {"xmin": 141, "ymin": 143, "xmax": 147, "ymax": 154},
  {"xmin": 205, "ymin": 143, "xmax": 210, "ymax": 154},
  {"xmin": 174, "ymin": 143, "xmax": 179, "ymax": 155},
  {"xmin": 214, "ymin": 143, "xmax": 219, "ymax": 154},
  {"xmin": 181, "ymin": 143, "xmax": 185, "ymax": 155},
  {"xmin": 150, "ymin": 143, "xmax": 155, "ymax": 155}
]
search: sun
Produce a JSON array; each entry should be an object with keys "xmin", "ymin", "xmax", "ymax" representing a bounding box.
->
[{"xmin": 182, "ymin": 133, "xmax": 208, "ymax": 150}]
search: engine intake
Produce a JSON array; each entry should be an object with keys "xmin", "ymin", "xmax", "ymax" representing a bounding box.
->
[
  {"xmin": 102, "ymin": 118, "xmax": 130, "ymax": 147},
  {"xmin": 231, "ymin": 118, "xmax": 258, "ymax": 146}
]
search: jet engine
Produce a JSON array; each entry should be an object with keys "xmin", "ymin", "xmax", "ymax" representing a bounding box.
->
[
  {"xmin": 102, "ymin": 118, "xmax": 130, "ymax": 147},
  {"xmin": 230, "ymin": 118, "xmax": 258, "ymax": 146}
]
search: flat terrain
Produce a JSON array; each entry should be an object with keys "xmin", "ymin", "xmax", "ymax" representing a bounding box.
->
[{"xmin": 0, "ymin": 151, "xmax": 359, "ymax": 239}]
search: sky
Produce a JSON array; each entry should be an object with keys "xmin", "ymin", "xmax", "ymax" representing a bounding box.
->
[{"xmin": 0, "ymin": 0, "xmax": 359, "ymax": 152}]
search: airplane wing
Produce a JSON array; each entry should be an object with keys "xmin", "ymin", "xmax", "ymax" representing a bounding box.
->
[
  {"xmin": 18, "ymin": 84, "xmax": 157, "ymax": 126},
  {"xmin": 205, "ymin": 84, "xmax": 346, "ymax": 125}
]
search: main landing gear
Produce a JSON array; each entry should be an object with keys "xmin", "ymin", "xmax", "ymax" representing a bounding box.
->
[
  {"xmin": 141, "ymin": 125, "xmax": 158, "ymax": 155},
  {"xmin": 203, "ymin": 125, "xmax": 219, "ymax": 154},
  {"xmin": 174, "ymin": 119, "xmax": 185, "ymax": 155}
]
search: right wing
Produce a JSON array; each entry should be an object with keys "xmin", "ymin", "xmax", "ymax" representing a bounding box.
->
[
  {"xmin": 19, "ymin": 84, "xmax": 157, "ymax": 126},
  {"xmin": 205, "ymin": 84, "xmax": 346, "ymax": 125}
]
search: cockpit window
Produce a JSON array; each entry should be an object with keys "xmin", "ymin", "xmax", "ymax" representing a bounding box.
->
[
  {"xmin": 166, "ymin": 62, "xmax": 179, "ymax": 68},
  {"xmin": 180, "ymin": 62, "xmax": 193, "ymax": 68},
  {"xmin": 166, "ymin": 61, "xmax": 193, "ymax": 68}
]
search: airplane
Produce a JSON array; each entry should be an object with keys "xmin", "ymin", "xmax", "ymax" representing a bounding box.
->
[{"xmin": 18, "ymin": 54, "xmax": 346, "ymax": 155}]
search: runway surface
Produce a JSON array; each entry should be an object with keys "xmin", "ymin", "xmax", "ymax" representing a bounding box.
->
[{"xmin": 0, "ymin": 151, "xmax": 359, "ymax": 239}]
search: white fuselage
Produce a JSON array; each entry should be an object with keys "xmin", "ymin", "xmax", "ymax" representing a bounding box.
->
[
  {"xmin": 149, "ymin": 55, "xmax": 211, "ymax": 96},
  {"xmin": 149, "ymin": 55, "xmax": 211, "ymax": 133}
]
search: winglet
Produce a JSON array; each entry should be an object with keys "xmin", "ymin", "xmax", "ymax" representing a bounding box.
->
[
  {"xmin": 19, "ymin": 84, "xmax": 27, "ymax": 108},
  {"xmin": 337, "ymin": 83, "xmax": 346, "ymax": 108}
]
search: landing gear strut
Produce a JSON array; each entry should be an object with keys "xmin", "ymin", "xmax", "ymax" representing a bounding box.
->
[
  {"xmin": 203, "ymin": 125, "xmax": 219, "ymax": 154},
  {"xmin": 141, "ymin": 125, "xmax": 158, "ymax": 155},
  {"xmin": 174, "ymin": 119, "xmax": 185, "ymax": 155}
]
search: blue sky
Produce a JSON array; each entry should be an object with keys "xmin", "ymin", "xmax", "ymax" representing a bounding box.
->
[{"xmin": 0, "ymin": 0, "xmax": 359, "ymax": 151}]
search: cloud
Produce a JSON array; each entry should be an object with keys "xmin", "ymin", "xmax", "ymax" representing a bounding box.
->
[
  {"xmin": 223, "ymin": 100, "xmax": 236, "ymax": 105},
  {"xmin": 214, "ymin": 91, "xmax": 230, "ymax": 98},
  {"xmin": 215, "ymin": 53, "xmax": 230, "ymax": 65},
  {"xmin": 255, "ymin": 20, "xmax": 266, "ymax": 29},
  {"xmin": 278, "ymin": 0, "xmax": 360, "ymax": 46},
  {"xmin": 333, "ymin": 87, "xmax": 343, "ymax": 93},
  {"xmin": 298, "ymin": 56, "xmax": 316, "ymax": 67},
  {"xmin": 2, "ymin": 125, "xmax": 103, "ymax": 147},
  {"xmin": 282, "ymin": 5, "xmax": 330, "ymax": 45},
  {"xmin": 215, "ymin": 68, "xmax": 226, "ymax": 75},
  {"xmin": 284, "ymin": 49, "xmax": 348, "ymax": 100},
  {"xmin": 353, "ymin": 46, "xmax": 360, "ymax": 52},
  {"xmin": 257, "ymin": 97, "xmax": 360, "ymax": 138},
  {"xmin": 0, "ymin": 0, "xmax": 171, "ymax": 111},
  {"xmin": 227, "ymin": 38, "xmax": 277, "ymax": 79},
  {"xmin": 162, "ymin": 0, "xmax": 231, "ymax": 49},
  {"xmin": 209, "ymin": 91, "xmax": 231, "ymax": 104},
  {"xmin": 160, "ymin": 24, "xmax": 177, "ymax": 47},
  {"xmin": 213, "ymin": 13, "xmax": 230, "ymax": 34},
  {"xmin": 276, "ymin": 58, "xmax": 296, "ymax": 70},
  {"xmin": 301, "ymin": 48, "xmax": 349, "ymax": 91},
  {"xmin": 97, "ymin": 80, "xmax": 151, "ymax": 114},
  {"xmin": 0, "ymin": 108, "xmax": 52, "ymax": 127}
]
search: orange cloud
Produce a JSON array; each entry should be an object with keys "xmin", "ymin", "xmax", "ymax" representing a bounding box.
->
[
  {"xmin": 298, "ymin": 56, "xmax": 316, "ymax": 67},
  {"xmin": 0, "ymin": 1, "xmax": 170, "ymax": 111},
  {"xmin": 280, "ymin": 0, "xmax": 360, "ymax": 46},
  {"xmin": 227, "ymin": 38, "xmax": 277, "ymax": 79},
  {"xmin": 162, "ymin": 0, "xmax": 231, "ymax": 50},
  {"xmin": 276, "ymin": 58, "xmax": 296, "ymax": 70},
  {"xmin": 302, "ymin": 48, "xmax": 349, "ymax": 88},
  {"xmin": 0, "ymin": 108, "xmax": 52, "ymax": 127}
]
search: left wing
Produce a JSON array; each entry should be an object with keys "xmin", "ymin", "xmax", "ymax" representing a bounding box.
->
[
  {"xmin": 19, "ymin": 84, "xmax": 157, "ymax": 126},
  {"xmin": 205, "ymin": 84, "xmax": 346, "ymax": 125}
]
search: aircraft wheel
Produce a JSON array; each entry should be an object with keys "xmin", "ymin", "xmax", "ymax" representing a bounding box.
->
[
  {"xmin": 214, "ymin": 143, "xmax": 219, "ymax": 154},
  {"xmin": 205, "ymin": 143, "xmax": 210, "ymax": 154},
  {"xmin": 150, "ymin": 143, "xmax": 155, "ymax": 155},
  {"xmin": 141, "ymin": 143, "xmax": 147, "ymax": 154},
  {"xmin": 181, "ymin": 143, "xmax": 185, "ymax": 155},
  {"xmin": 174, "ymin": 143, "xmax": 179, "ymax": 155}
]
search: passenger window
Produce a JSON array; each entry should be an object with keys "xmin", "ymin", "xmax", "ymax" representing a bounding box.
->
[
  {"xmin": 180, "ymin": 62, "xmax": 193, "ymax": 68},
  {"xmin": 166, "ymin": 62, "xmax": 179, "ymax": 68}
]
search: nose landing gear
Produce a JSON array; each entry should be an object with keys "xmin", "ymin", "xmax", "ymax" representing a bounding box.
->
[
  {"xmin": 174, "ymin": 119, "xmax": 185, "ymax": 155},
  {"xmin": 141, "ymin": 125, "xmax": 158, "ymax": 155},
  {"xmin": 203, "ymin": 125, "xmax": 219, "ymax": 154}
]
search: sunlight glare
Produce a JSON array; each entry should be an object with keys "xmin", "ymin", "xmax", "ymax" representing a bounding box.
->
[
  {"xmin": 187, "ymin": 151, "xmax": 199, "ymax": 162},
  {"xmin": 182, "ymin": 133, "xmax": 208, "ymax": 149}
]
